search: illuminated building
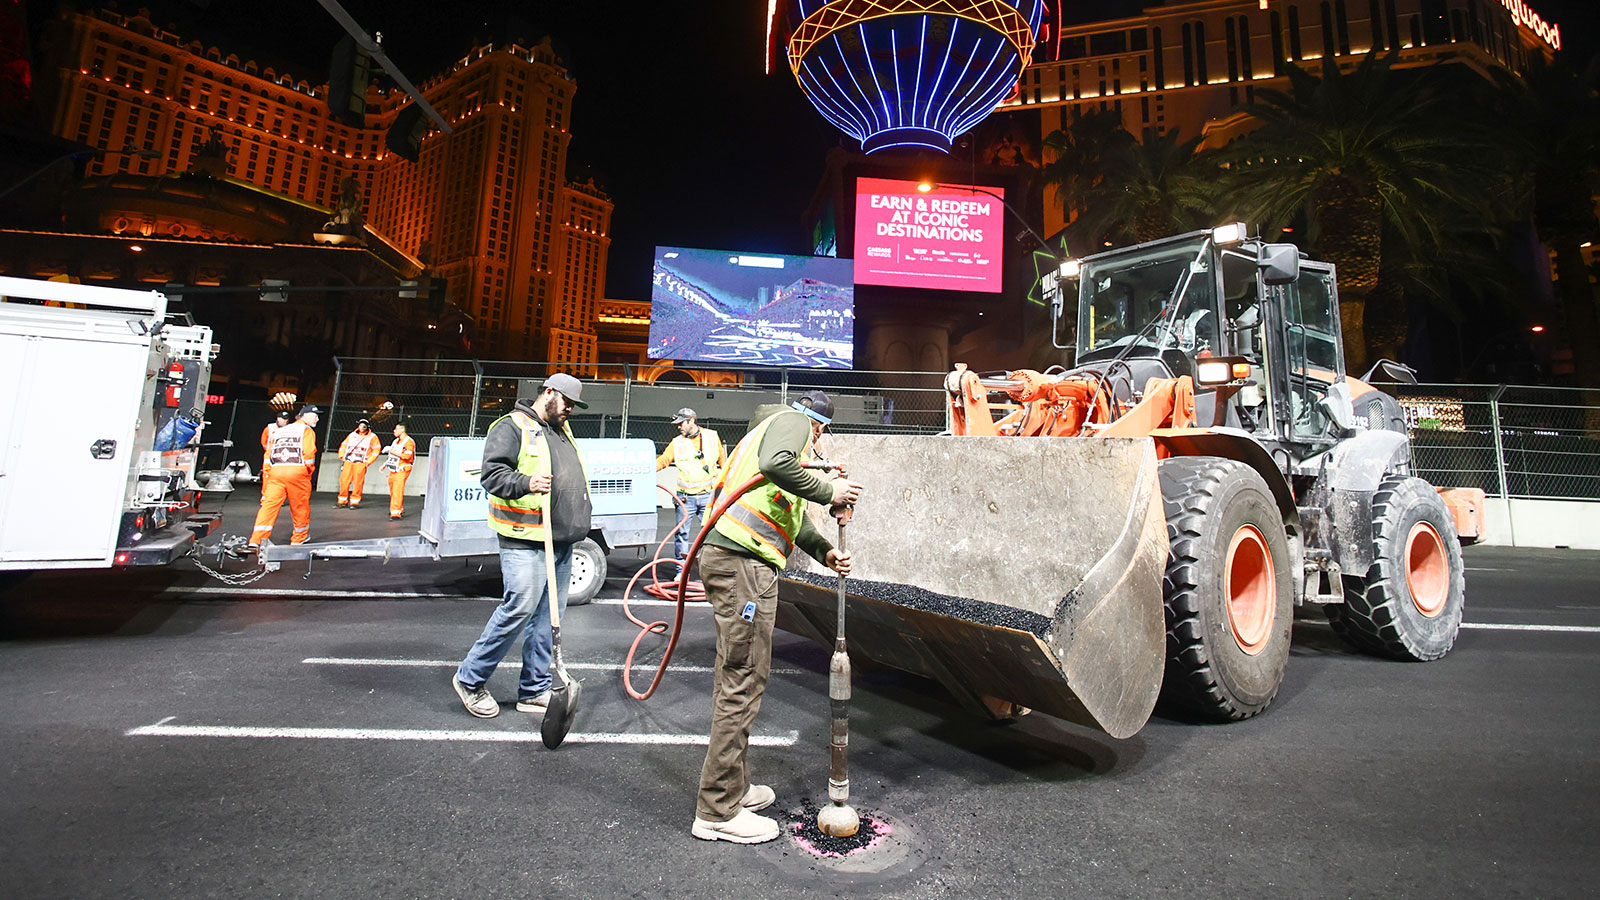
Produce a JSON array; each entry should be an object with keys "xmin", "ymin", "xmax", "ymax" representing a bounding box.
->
[
  {"xmin": 32, "ymin": 7, "xmax": 608, "ymax": 364},
  {"xmin": 1001, "ymin": 0, "xmax": 1564, "ymax": 236}
]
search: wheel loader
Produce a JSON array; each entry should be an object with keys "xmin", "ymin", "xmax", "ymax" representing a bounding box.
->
[{"xmin": 775, "ymin": 225, "xmax": 1479, "ymax": 738}]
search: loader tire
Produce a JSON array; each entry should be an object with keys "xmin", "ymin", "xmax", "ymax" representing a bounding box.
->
[
  {"xmin": 1327, "ymin": 476, "xmax": 1463, "ymax": 661},
  {"xmin": 1158, "ymin": 457, "xmax": 1293, "ymax": 721}
]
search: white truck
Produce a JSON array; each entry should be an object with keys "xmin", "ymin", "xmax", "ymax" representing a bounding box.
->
[{"xmin": 0, "ymin": 276, "xmax": 221, "ymax": 585}]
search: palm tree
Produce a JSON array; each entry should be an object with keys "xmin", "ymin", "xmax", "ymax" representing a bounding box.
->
[
  {"xmin": 1071, "ymin": 127, "xmax": 1221, "ymax": 247},
  {"xmin": 1038, "ymin": 107, "xmax": 1135, "ymax": 253},
  {"xmin": 1219, "ymin": 51, "xmax": 1500, "ymax": 373},
  {"xmin": 1481, "ymin": 56, "xmax": 1600, "ymax": 390}
]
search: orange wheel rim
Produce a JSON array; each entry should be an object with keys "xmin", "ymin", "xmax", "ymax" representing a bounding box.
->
[
  {"xmin": 1406, "ymin": 522, "xmax": 1449, "ymax": 617},
  {"xmin": 1225, "ymin": 524, "xmax": 1275, "ymax": 655}
]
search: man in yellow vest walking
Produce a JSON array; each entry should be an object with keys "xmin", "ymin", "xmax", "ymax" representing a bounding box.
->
[
  {"xmin": 691, "ymin": 390, "xmax": 862, "ymax": 844},
  {"xmin": 452, "ymin": 373, "xmax": 593, "ymax": 719},
  {"xmin": 656, "ymin": 407, "xmax": 726, "ymax": 566}
]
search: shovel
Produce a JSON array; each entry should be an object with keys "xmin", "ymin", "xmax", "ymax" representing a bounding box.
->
[{"xmin": 540, "ymin": 526, "xmax": 581, "ymax": 749}]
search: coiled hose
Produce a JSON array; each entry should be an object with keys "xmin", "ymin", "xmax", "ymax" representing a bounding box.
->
[{"xmin": 620, "ymin": 474, "xmax": 767, "ymax": 700}]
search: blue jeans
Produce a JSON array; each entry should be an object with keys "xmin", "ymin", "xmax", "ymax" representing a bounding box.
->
[
  {"xmin": 674, "ymin": 491, "xmax": 712, "ymax": 560},
  {"xmin": 456, "ymin": 541, "xmax": 573, "ymax": 699}
]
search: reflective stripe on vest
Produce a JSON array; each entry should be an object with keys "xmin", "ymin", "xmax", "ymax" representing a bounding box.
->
[
  {"xmin": 484, "ymin": 411, "xmax": 590, "ymax": 541},
  {"xmin": 671, "ymin": 429, "xmax": 720, "ymax": 494},
  {"xmin": 711, "ymin": 409, "xmax": 814, "ymax": 568}
]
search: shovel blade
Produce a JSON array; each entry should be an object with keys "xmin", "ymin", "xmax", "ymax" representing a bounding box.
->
[{"xmin": 540, "ymin": 672, "xmax": 582, "ymax": 749}]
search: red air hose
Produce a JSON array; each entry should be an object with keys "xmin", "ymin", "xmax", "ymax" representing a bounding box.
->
[{"xmin": 620, "ymin": 475, "xmax": 767, "ymax": 700}]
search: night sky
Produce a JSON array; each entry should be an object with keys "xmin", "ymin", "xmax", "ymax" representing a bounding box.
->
[{"xmin": 39, "ymin": 0, "xmax": 1600, "ymax": 301}]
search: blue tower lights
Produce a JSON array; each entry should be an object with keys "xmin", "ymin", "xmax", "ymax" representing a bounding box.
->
[{"xmin": 785, "ymin": 0, "xmax": 1044, "ymax": 155}]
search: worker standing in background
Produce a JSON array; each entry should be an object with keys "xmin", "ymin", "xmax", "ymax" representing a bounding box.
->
[
  {"xmin": 453, "ymin": 374, "xmax": 593, "ymax": 719},
  {"xmin": 655, "ymin": 407, "xmax": 726, "ymax": 567},
  {"xmin": 384, "ymin": 423, "xmax": 416, "ymax": 520},
  {"xmin": 250, "ymin": 405, "xmax": 320, "ymax": 549},
  {"xmin": 334, "ymin": 419, "xmax": 381, "ymax": 509},
  {"xmin": 260, "ymin": 409, "xmax": 290, "ymax": 459},
  {"xmin": 691, "ymin": 390, "xmax": 861, "ymax": 844}
]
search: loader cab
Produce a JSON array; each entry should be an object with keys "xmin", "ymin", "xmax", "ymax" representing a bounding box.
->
[
  {"xmin": 1060, "ymin": 229, "xmax": 1347, "ymax": 449},
  {"xmin": 1071, "ymin": 233, "xmax": 1223, "ymax": 389},
  {"xmin": 1241, "ymin": 249, "xmax": 1345, "ymax": 449}
]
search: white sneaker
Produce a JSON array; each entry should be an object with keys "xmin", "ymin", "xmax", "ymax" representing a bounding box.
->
[
  {"xmin": 692, "ymin": 808, "xmax": 781, "ymax": 844},
  {"xmin": 452, "ymin": 677, "xmax": 499, "ymax": 718},
  {"xmin": 741, "ymin": 784, "xmax": 775, "ymax": 812},
  {"xmin": 515, "ymin": 691, "xmax": 551, "ymax": 713}
]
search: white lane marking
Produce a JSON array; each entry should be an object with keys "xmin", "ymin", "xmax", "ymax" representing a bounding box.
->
[
  {"xmin": 149, "ymin": 586, "xmax": 501, "ymax": 600},
  {"xmin": 1462, "ymin": 623, "xmax": 1600, "ymax": 633},
  {"xmin": 301, "ymin": 656, "xmax": 807, "ymax": 675},
  {"xmin": 1464, "ymin": 567, "xmax": 1506, "ymax": 572},
  {"xmin": 126, "ymin": 723, "xmax": 799, "ymax": 746},
  {"xmin": 592, "ymin": 597, "xmax": 710, "ymax": 607}
]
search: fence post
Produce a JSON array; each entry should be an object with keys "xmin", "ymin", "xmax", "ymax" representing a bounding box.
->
[
  {"xmin": 780, "ymin": 368, "xmax": 789, "ymax": 407},
  {"xmin": 469, "ymin": 359, "xmax": 484, "ymax": 436},
  {"xmin": 1488, "ymin": 384, "xmax": 1516, "ymax": 547},
  {"xmin": 620, "ymin": 363, "xmax": 632, "ymax": 439},
  {"xmin": 320, "ymin": 356, "xmax": 344, "ymax": 493}
]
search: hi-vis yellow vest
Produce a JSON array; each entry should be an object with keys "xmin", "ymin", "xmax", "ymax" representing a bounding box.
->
[
  {"xmin": 670, "ymin": 428, "xmax": 722, "ymax": 494},
  {"xmin": 486, "ymin": 411, "xmax": 591, "ymax": 541},
  {"xmin": 712, "ymin": 410, "xmax": 815, "ymax": 568}
]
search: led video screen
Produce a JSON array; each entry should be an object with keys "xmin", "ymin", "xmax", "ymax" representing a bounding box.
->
[
  {"xmin": 648, "ymin": 247, "xmax": 855, "ymax": 369},
  {"xmin": 853, "ymin": 177, "xmax": 1005, "ymax": 293}
]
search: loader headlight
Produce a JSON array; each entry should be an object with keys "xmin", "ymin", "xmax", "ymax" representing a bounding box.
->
[
  {"xmin": 1211, "ymin": 222, "xmax": 1248, "ymax": 246},
  {"xmin": 1196, "ymin": 357, "xmax": 1252, "ymax": 386}
]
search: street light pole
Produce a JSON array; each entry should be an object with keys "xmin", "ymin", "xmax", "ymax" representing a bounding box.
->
[{"xmin": 920, "ymin": 181, "xmax": 1058, "ymax": 255}]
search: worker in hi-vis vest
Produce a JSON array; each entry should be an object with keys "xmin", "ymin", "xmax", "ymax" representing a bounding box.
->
[
  {"xmin": 655, "ymin": 406, "xmax": 727, "ymax": 563},
  {"xmin": 452, "ymin": 373, "xmax": 593, "ymax": 719},
  {"xmin": 383, "ymin": 423, "xmax": 417, "ymax": 520},
  {"xmin": 260, "ymin": 409, "xmax": 290, "ymax": 467},
  {"xmin": 690, "ymin": 390, "xmax": 862, "ymax": 844},
  {"xmin": 334, "ymin": 418, "xmax": 382, "ymax": 508},
  {"xmin": 251, "ymin": 405, "xmax": 320, "ymax": 549}
]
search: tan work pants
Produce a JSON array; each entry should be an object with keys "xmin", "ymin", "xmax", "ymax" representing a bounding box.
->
[{"xmin": 695, "ymin": 544, "xmax": 780, "ymax": 822}]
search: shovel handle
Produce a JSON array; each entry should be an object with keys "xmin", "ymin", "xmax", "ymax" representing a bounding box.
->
[{"xmin": 543, "ymin": 523, "xmax": 561, "ymax": 632}]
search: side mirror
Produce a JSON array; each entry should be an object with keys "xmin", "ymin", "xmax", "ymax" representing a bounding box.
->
[
  {"xmin": 1258, "ymin": 243, "xmax": 1300, "ymax": 286},
  {"xmin": 1360, "ymin": 358, "xmax": 1419, "ymax": 385}
]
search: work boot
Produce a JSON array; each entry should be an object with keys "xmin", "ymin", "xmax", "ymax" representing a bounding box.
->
[
  {"xmin": 452, "ymin": 677, "xmax": 499, "ymax": 718},
  {"xmin": 691, "ymin": 809, "xmax": 781, "ymax": 844},
  {"xmin": 515, "ymin": 691, "xmax": 551, "ymax": 713},
  {"xmin": 741, "ymin": 784, "xmax": 775, "ymax": 812},
  {"xmin": 332, "ymin": 502, "xmax": 346, "ymax": 509}
]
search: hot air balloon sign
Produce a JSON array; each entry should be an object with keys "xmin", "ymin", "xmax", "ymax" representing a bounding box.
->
[{"xmin": 785, "ymin": 0, "xmax": 1044, "ymax": 154}]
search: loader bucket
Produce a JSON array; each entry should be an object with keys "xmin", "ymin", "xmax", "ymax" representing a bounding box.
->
[{"xmin": 778, "ymin": 435, "xmax": 1168, "ymax": 739}]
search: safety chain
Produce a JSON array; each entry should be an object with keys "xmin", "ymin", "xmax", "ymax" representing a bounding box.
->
[{"xmin": 187, "ymin": 541, "xmax": 272, "ymax": 586}]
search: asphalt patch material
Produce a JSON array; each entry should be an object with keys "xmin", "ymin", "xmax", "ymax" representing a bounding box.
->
[
  {"xmin": 782, "ymin": 797, "xmax": 887, "ymax": 857},
  {"xmin": 783, "ymin": 572, "xmax": 1053, "ymax": 636}
]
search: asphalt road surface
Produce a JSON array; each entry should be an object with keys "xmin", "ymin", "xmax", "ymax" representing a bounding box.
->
[{"xmin": 2, "ymin": 494, "xmax": 1596, "ymax": 899}]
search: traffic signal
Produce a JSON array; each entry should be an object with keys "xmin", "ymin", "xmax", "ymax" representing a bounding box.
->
[
  {"xmin": 386, "ymin": 103, "xmax": 428, "ymax": 163},
  {"xmin": 327, "ymin": 35, "xmax": 371, "ymax": 128}
]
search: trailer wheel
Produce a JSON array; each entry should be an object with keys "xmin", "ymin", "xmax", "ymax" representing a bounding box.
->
[
  {"xmin": 1327, "ymin": 475, "xmax": 1463, "ymax": 661},
  {"xmin": 566, "ymin": 538, "xmax": 607, "ymax": 606},
  {"xmin": 1158, "ymin": 456, "xmax": 1294, "ymax": 721}
]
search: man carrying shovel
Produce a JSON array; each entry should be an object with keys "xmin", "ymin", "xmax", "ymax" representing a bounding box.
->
[{"xmin": 453, "ymin": 373, "xmax": 592, "ymax": 720}]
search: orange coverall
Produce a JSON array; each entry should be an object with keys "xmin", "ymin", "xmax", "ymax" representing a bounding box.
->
[
  {"xmin": 252, "ymin": 421, "xmax": 316, "ymax": 546},
  {"xmin": 336, "ymin": 429, "xmax": 382, "ymax": 507},
  {"xmin": 384, "ymin": 434, "xmax": 417, "ymax": 518}
]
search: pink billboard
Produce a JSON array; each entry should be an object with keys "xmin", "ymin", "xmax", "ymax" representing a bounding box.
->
[{"xmin": 853, "ymin": 177, "xmax": 1005, "ymax": 293}]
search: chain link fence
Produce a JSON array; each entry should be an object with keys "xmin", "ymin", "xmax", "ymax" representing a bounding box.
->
[
  {"xmin": 1393, "ymin": 384, "xmax": 1600, "ymax": 501},
  {"xmin": 207, "ymin": 358, "xmax": 1600, "ymax": 504}
]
